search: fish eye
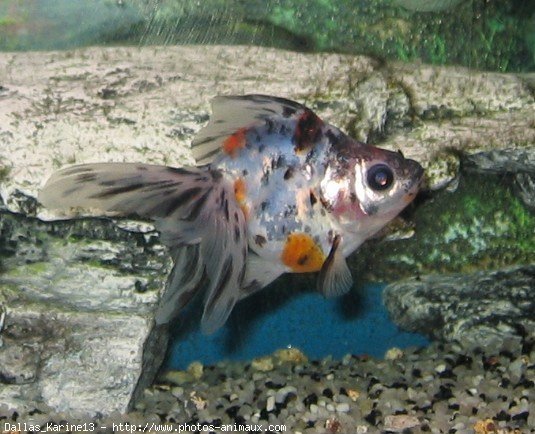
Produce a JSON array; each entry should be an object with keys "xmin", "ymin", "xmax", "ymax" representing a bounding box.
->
[{"xmin": 367, "ymin": 164, "xmax": 394, "ymax": 191}]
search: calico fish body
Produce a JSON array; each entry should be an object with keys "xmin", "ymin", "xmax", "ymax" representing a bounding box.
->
[{"xmin": 40, "ymin": 95, "xmax": 423, "ymax": 334}]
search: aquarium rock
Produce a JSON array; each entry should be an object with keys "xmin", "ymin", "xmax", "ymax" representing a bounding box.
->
[
  {"xmin": 514, "ymin": 173, "xmax": 535, "ymax": 210},
  {"xmin": 0, "ymin": 212, "xmax": 169, "ymax": 415},
  {"xmin": 383, "ymin": 265, "xmax": 535, "ymax": 347}
]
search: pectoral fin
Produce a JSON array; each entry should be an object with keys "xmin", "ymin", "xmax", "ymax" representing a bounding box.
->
[{"xmin": 317, "ymin": 234, "xmax": 353, "ymax": 297}]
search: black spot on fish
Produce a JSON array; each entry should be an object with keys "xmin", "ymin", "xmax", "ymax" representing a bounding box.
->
[
  {"xmin": 279, "ymin": 124, "xmax": 291, "ymax": 136},
  {"xmin": 364, "ymin": 203, "xmax": 378, "ymax": 216},
  {"xmin": 177, "ymin": 245, "xmax": 200, "ymax": 287},
  {"xmin": 159, "ymin": 187, "xmax": 202, "ymax": 217},
  {"xmin": 144, "ymin": 180, "xmax": 181, "ymax": 192},
  {"xmin": 223, "ymin": 198, "xmax": 230, "ymax": 221},
  {"xmin": 309, "ymin": 190, "xmax": 318, "ymax": 206},
  {"xmin": 349, "ymin": 192, "xmax": 357, "ymax": 203},
  {"xmin": 91, "ymin": 183, "xmax": 145, "ymax": 199},
  {"xmin": 199, "ymin": 147, "xmax": 221, "ymax": 162},
  {"xmin": 282, "ymin": 106, "xmax": 297, "ymax": 118},
  {"xmin": 294, "ymin": 109, "xmax": 323, "ymax": 152},
  {"xmin": 265, "ymin": 118, "xmax": 275, "ymax": 134},
  {"xmin": 193, "ymin": 135, "xmax": 218, "ymax": 146},
  {"xmin": 297, "ymin": 254, "xmax": 309, "ymax": 266},
  {"xmin": 178, "ymin": 269, "xmax": 209, "ymax": 311},
  {"xmin": 62, "ymin": 185, "xmax": 82, "ymax": 197},
  {"xmin": 283, "ymin": 205, "xmax": 297, "ymax": 218},
  {"xmin": 283, "ymin": 167, "xmax": 294, "ymax": 180},
  {"xmin": 242, "ymin": 279, "xmax": 261, "ymax": 295},
  {"xmin": 319, "ymin": 195, "xmax": 332, "ymax": 212},
  {"xmin": 167, "ymin": 167, "xmax": 195, "ymax": 176},
  {"xmin": 184, "ymin": 189, "xmax": 211, "ymax": 221},
  {"xmin": 209, "ymin": 169, "xmax": 223, "ymax": 181},
  {"xmin": 76, "ymin": 173, "xmax": 97, "ymax": 183},
  {"xmin": 234, "ymin": 224, "xmax": 241, "ymax": 243},
  {"xmin": 261, "ymin": 169, "xmax": 271, "ymax": 186},
  {"xmin": 260, "ymin": 201, "xmax": 269, "ymax": 211},
  {"xmin": 305, "ymin": 150, "xmax": 316, "ymax": 165},
  {"xmin": 325, "ymin": 129, "xmax": 340, "ymax": 146},
  {"xmin": 238, "ymin": 262, "xmax": 246, "ymax": 285},
  {"xmin": 272, "ymin": 155, "xmax": 286, "ymax": 170},
  {"xmin": 63, "ymin": 166, "xmax": 93, "ymax": 176},
  {"xmin": 205, "ymin": 256, "xmax": 233, "ymax": 313},
  {"xmin": 254, "ymin": 235, "xmax": 267, "ymax": 247}
]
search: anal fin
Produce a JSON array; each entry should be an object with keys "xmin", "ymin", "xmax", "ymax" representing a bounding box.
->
[{"xmin": 239, "ymin": 253, "xmax": 286, "ymax": 299}]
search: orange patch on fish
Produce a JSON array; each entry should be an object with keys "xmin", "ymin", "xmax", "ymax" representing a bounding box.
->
[
  {"xmin": 223, "ymin": 128, "xmax": 247, "ymax": 158},
  {"xmin": 234, "ymin": 177, "xmax": 249, "ymax": 218},
  {"xmin": 234, "ymin": 177, "xmax": 247, "ymax": 203},
  {"xmin": 281, "ymin": 232, "xmax": 325, "ymax": 273}
]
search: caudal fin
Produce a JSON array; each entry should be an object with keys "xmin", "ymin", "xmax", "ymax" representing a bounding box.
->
[{"xmin": 40, "ymin": 162, "xmax": 248, "ymax": 333}]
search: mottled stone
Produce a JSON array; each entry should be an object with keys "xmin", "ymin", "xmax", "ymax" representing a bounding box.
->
[
  {"xmin": 0, "ymin": 211, "xmax": 169, "ymax": 415},
  {"xmin": 514, "ymin": 173, "xmax": 535, "ymax": 209},
  {"xmin": 383, "ymin": 266, "xmax": 535, "ymax": 348}
]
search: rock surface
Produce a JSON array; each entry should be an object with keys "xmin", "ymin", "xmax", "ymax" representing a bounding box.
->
[
  {"xmin": 383, "ymin": 266, "xmax": 535, "ymax": 348},
  {"xmin": 0, "ymin": 212, "xmax": 169, "ymax": 415},
  {"xmin": 0, "ymin": 45, "xmax": 534, "ymax": 416}
]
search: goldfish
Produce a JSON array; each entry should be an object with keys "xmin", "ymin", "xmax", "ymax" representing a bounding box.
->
[{"xmin": 40, "ymin": 95, "xmax": 424, "ymax": 334}]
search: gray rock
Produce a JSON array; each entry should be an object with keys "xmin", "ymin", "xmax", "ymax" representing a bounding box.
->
[
  {"xmin": 383, "ymin": 266, "xmax": 535, "ymax": 348},
  {"xmin": 514, "ymin": 173, "xmax": 535, "ymax": 210},
  {"xmin": 0, "ymin": 211, "xmax": 169, "ymax": 415},
  {"xmin": 464, "ymin": 148, "xmax": 535, "ymax": 175},
  {"xmin": 464, "ymin": 148, "xmax": 535, "ymax": 209}
]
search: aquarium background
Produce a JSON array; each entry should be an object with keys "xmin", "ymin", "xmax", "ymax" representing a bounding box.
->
[
  {"xmin": 1, "ymin": 0, "xmax": 534, "ymax": 72},
  {"xmin": 1, "ymin": 0, "xmax": 533, "ymax": 372}
]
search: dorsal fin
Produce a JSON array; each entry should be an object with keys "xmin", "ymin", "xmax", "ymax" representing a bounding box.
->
[{"xmin": 192, "ymin": 94, "xmax": 310, "ymax": 165}]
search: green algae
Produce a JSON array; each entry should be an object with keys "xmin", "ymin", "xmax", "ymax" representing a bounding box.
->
[
  {"xmin": 351, "ymin": 171, "xmax": 535, "ymax": 281},
  {"xmin": 237, "ymin": 0, "xmax": 534, "ymax": 72},
  {"xmin": 1, "ymin": 0, "xmax": 532, "ymax": 72}
]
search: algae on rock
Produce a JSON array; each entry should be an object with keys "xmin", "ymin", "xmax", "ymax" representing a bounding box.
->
[{"xmin": 350, "ymin": 172, "xmax": 535, "ymax": 281}]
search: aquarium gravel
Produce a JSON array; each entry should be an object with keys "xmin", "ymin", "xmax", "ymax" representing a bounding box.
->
[{"xmin": 1, "ymin": 339, "xmax": 533, "ymax": 434}]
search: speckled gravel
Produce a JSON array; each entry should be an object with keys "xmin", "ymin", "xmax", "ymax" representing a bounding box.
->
[{"xmin": 1, "ymin": 337, "xmax": 533, "ymax": 433}]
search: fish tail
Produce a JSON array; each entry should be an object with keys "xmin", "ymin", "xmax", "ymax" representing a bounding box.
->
[{"xmin": 40, "ymin": 162, "xmax": 248, "ymax": 333}]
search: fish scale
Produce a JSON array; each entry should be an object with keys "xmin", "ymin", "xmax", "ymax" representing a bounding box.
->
[{"xmin": 40, "ymin": 94, "xmax": 424, "ymax": 334}]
